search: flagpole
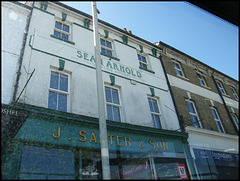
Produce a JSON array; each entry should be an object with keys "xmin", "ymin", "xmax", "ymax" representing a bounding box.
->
[{"xmin": 92, "ymin": 1, "xmax": 111, "ymax": 179}]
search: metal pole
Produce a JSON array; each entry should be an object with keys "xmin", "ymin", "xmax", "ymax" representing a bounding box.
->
[{"xmin": 91, "ymin": 1, "xmax": 111, "ymax": 179}]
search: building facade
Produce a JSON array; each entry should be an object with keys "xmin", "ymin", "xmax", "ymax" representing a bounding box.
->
[
  {"xmin": 156, "ymin": 41, "xmax": 239, "ymax": 180},
  {"xmin": 2, "ymin": 1, "xmax": 197, "ymax": 180}
]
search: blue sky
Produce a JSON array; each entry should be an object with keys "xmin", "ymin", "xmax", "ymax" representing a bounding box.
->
[{"xmin": 61, "ymin": 1, "xmax": 239, "ymax": 81}]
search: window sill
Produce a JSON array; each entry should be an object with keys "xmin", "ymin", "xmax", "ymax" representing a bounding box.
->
[
  {"xmin": 100, "ymin": 53, "xmax": 120, "ymax": 61},
  {"xmin": 50, "ymin": 34, "xmax": 75, "ymax": 45},
  {"xmin": 176, "ymin": 75, "xmax": 189, "ymax": 81},
  {"xmin": 200, "ymin": 84, "xmax": 211, "ymax": 90},
  {"xmin": 139, "ymin": 67, "xmax": 155, "ymax": 74}
]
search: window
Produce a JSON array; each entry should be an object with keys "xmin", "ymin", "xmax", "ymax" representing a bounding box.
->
[
  {"xmin": 231, "ymin": 114, "xmax": 239, "ymax": 131},
  {"xmin": 148, "ymin": 97, "xmax": 162, "ymax": 129},
  {"xmin": 216, "ymin": 81, "xmax": 226, "ymax": 95},
  {"xmin": 138, "ymin": 54, "xmax": 148, "ymax": 69},
  {"xmin": 48, "ymin": 71, "xmax": 69, "ymax": 112},
  {"xmin": 197, "ymin": 73, "xmax": 207, "ymax": 87},
  {"xmin": 105, "ymin": 86, "xmax": 121, "ymax": 122},
  {"xmin": 173, "ymin": 61, "xmax": 185, "ymax": 77},
  {"xmin": 186, "ymin": 100, "xmax": 202, "ymax": 128},
  {"xmin": 100, "ymin": 38, "xmax": 113, "ymax": 57},
  {"xmin": 231, "ymin": 87, "xmax": 238, "ymax": 100},
  {"xmin": 54, "ymin": 21, "xmax": 70, "ymax": 41},
  {"xmin": 210, "ymin": 107, "xmax": 225, "ymax": 133}
]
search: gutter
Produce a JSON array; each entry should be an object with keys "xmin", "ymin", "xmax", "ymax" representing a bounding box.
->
[{"xmin": 12, "ymin": 2, "xmax": 35, "ymax": 102}]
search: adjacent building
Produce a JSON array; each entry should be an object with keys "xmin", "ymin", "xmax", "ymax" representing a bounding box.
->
[
  {"xmin": 156, "ymin": 41, "xmax": 239, "ymax": 180},
  {"xmin": 2, "ymin": 1, "xmax": 197, "ymax": 180}
]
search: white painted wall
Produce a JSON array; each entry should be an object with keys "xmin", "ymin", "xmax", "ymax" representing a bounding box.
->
[{"xmin": 1, "ymin": 2, "xmax": 30, "ymax": 104}]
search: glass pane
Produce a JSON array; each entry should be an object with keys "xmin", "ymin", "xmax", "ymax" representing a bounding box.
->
[
  {"xmin": 20, "ymin": 146, "xmax": 74, "ymax": 174},
  {"xmin": 106, "ymin": 49, "xmax": 112, "ymax": 57},
  {"xmin": 63, "ymin": 24, "xmax": 69, "ymax": 33},
  {"xmin": 190, "ymin": 115, "xmax": 199, "ymax": 128},
  {"xmin": 141, "ymin": 56, "xmax": 146, "ymax": 63},
  {"xmin": 62, "ymin": 33, "xmax": 69, "ymax": 41},
  {"xmin": 58, "ymin": 94, "xmax": 67, "ymax": 112},
  {"xmin": 152, "ymin": 114, "xmax": 161, "ymax": 128},
  {"xmin": 100, "ymin": 39, "xmax": 105, "ymax": 46},
  {"xmin": 48, "ymin": 175, "xmax": 74, "ymax": 180},
  {"xmin": 106, "ymin": 41, "xmax": 112, "ymax": 48},
  {"xmin": 107, "ymin": 105, "xmax": 113, "ymax": 121},
  {"xmin": 152, "ymin": 99, "xmax": 159, "ymax": 113},
  {"xmin": 101, "ymin": 48, "xmax": 106, "ymax": 55},
  {"xmin": 50, "ymin": 72, "xmax": 59, "ymax": 89},
  {"xmin": 140, "ymin": 63, "xmax": 147, "ymax": 69},
  {"xmin": 216, "ymin": 121, "xmax": 224, "ymax": 132},
  {"xmin": 55, "ymin": 21, "xmax": 62, "ymax": 30},
  {"xmin": 48, "ymin": 91, "xmax": 57, "ymax": 110},
  {"xmin": 137, "ymin": 54, "xmax": 141, "ymax": 60},
  {"xmin": 112, "ymin": 88, "xmax": 119, "ymax": 104},
  {"xmin": 54, "ymin": 31, "xmax": 61, "ymax": 39},
  {"xmin": 60, "ymin": 74, "xmax": 68, "ymax": 92},
  {"xmin": 113, "ymin": 106, "xmax": 120, "ymax": 122},
  {"xmin": 174, "ymin": 62, "xmax": 180, "ymax": 69},
  {"xmin": 148, "ymin": 98, "xmax": 154, "ymax": 112},
  {"xmin": 105, "ymin": 87, "xmax": 112, "ymax": 103},
  {"xmin": 211, "ymin": 109, "xmax": 218, "ymax": 120},
  {"xmin": 20, "ymin": 174, "xmax": 46, "ymax": 180},
  {"xmin": 186, "ymin": 102, "xmax": 195, "ymax": 114},
  {"xmin": 176, "ymin": 69, "xmax": 183, "ymax": 76}
]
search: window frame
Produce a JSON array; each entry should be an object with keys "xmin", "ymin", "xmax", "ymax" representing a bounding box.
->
[
  {"xmin": 137, "ymin": 53, "xmax": 149, "ymax": 70},
  {"xmin": 216, "ymin": 81, "xmax": 227, "ymax": 95},
  {"xmin": 210, "ymin": 107, "xmax": 225, "ymax": 133},
  {"xmin": 100, "ymin": 38, "xmax": 114, "ymax": 57},
  {"xmin": 197, "ymin": 72, "xmax": 207, "ymax": 87},
  {"xmin": 231, "ymin": 114, "xmax": 239, "ymax": 131},
  {"xmin": 173, "ymin": 61, "xmax": 185, "ymax": 77},
  {"xmin": 54, "ymin": 20, "xmax": 71, "ymax": 41},
  {"xmin": 185, "ymin": 100, "xmax": 202, "ymax": 128},
  {"xmin": 48, "ymin": 70, "xmax": 70, "ymax": 112},
  {"xmin": 231, "ymin": 87, "xmax": 238, "ymax": 100},
  {"xmin": 148, "ymin": 97, "xmax": 162, "ymax": 129},
  {"xmin": 105, "ymin": 85, "xmax": 122, "ymax": 122}
]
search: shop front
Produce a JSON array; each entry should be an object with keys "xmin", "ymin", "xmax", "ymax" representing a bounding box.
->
[{"xmin": 2, "ymin": 104, "xmax": 196, "ymax": 180}]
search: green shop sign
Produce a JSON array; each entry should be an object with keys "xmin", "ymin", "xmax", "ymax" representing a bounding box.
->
[
  {"xmin": 76, "ymin": 50, "xmax": 142, "ymax": 80},
  {"xmin": 15, "ymin": 115, "xmax": 185, "ymax": 154}
]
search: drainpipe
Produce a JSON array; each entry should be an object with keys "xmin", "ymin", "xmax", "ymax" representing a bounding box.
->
[
  {"xmin": 211, "ymin": 73, "xmax": 239, "ymax": 135},
  {"xmin": 159, "ymin": 54, "xmax": 185, "ymax": 132},
  {"xmin": 12, "ymin": 2, "xmax": 35, "ymax": 102}
]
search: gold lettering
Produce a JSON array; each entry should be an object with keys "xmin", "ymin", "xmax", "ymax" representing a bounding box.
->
[
  {"xmin": 157, "ymin": 141, "xmax": 162, "ymax": 150},
  {"xmin": 79, "ymin": 130, "xmax": 86, "ymax": 142},
  {"xmin": 108, "ymin": 134, "xmax": 114, "ymax": 145},
  {"xmin": 149, "ymin": 140, "xmax": 155, "ymax": 149},
  {"xmin": 163, "ymin": 142, "xmax": 168, "ymax": 150},
  {"xmin": 52, "ymin": 126, "xmax": 60, "ymax": 139},
  {"xmin": 125, "ymin": 137, "xmax": 131, "ymax": 147},
  {"xmin": 117, "ymin": 136, "xmax": 123, "ymax": 146},
  {"xmin": 90, "ymin": 132, "xmax": 97, "ymax": 144}
]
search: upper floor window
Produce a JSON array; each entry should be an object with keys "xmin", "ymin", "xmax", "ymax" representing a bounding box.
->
[
  {"xmin": 138, "ymin": 54, "xmax": 148, "ymax": 70},
  {"xmin": 197, "ymin": 73, "xmax": 207, "ymax": 87},
  {"xmin": 105, "ymin": 86, "xmax": 121, "ymax": 122},
  {"xmin": 100, "ymin": 38, "xmax": 113, "ymax": 57},
  {"xmin": 210, "ymin": 107, "xmax": 225, "ymax": 133},
  {"xmin": 216, "ymin": 81, "xmax": 227, "ymax": 95},
  {"xmin": 231, "ymin": 87, "xmax": 238, "ymax": 100},
  {"xmin": 186, "ymin": 100, "xmax": 202, "ymax": 128},
  {"xmin": 148, "ymin": 97, "xmax": 162, "ymax": 129},
  {"xmin": 173, "ymin": 61, "xmax": 185, "ymax": 77},
  {"xmin": 231, "ymin": 114, "xmax": 239, "ymax": 131},
  {"xmin": 48, "ymin": 71, "xmax": 69, "ymax": 112},
  {"xmin": 54, "ymin": 21, "xmax": 70, "ymax": 41}
]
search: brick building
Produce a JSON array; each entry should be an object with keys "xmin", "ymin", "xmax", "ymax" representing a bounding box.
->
[{"xmin": 156, "ymin": 41, "xmax": 239, "ymax": 179}]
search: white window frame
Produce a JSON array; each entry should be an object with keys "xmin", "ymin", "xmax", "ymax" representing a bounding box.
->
[
  {"xmin": 197, "ymin": 72, "xmax": 207, "ymax": 87},
  {"xmin": 186, "ymin": 100, "xmax": 202, "ymax": 128},
  {"xmin": 105, "ymin": 85, "xmax": 122, "ymax": 122},
  {"xmin": 148, "ymin": 97, "xmax": 162, "ymax": 129},
  {"xmin": 231, "ymin": 87, "xmax": 238, "ymax": 100},
  {"xmin": 100, "ymin": 38, "xmax": 114, "ymax": 57},
  {"xmin": 48, "ymin": 70, "xmax": 70, "ymax": 112},
  {"xmin": 138, "ymin": 53, "xmax": 149, "ymax": 70},
  {"xmin": 216, "ymin": 81, "xmax": 227, "ymax": 95},
  {"xmin": 173, "ymin": 61, "xmax": 185, "ymax": 77},
  {"xmin": 54, "ymin": 20, "xmax": 71, "ymax": 41},
  {"xmin": 231, "ymin": 114, "xmax": 239, "ymax": 131},
  {"xmin": 210, "ymin": 107, "xmax": 225, "ymax": 133}
]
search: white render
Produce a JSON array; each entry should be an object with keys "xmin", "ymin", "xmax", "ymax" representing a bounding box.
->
[
  {"xmin": 1, "ymin": 2, "xmax": 30, "ymax": 104},
  {"xmin": 15, "ymin": 2, "xmax": 181, "ymax": 131}
]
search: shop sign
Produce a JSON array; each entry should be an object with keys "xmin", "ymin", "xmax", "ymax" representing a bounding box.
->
[
  {"xmin": 177, "ymin": 164, "xmax": 188, "ymax": 180},
  {"xmin": 120, "ymin": 159, "xmax": 150, "ymax": 179}
]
